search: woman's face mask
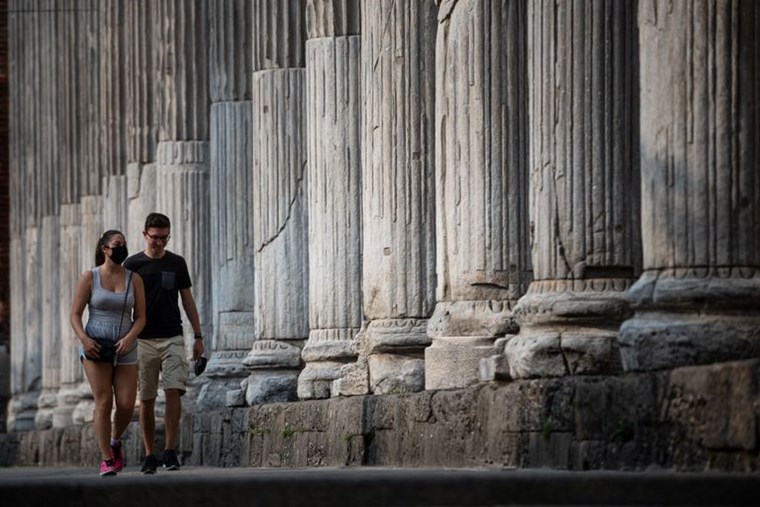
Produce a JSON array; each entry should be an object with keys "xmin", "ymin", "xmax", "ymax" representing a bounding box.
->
[{"xmin": 108, "ymin": 245, "xmax": 129, "ymax": 265}]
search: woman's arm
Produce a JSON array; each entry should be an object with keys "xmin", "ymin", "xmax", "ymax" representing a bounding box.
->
[
  {"xmin": 116, "ymin": 273, "xmax": 146, "ymax": 355},
  {"xmin": 70, "ymin": 270, "xmax": 99, "ymax": 358}
]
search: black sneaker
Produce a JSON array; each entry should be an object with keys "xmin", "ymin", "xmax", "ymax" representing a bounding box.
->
[
  {"xmin": 163, "ymin": 449, "xmax": 181, "ymax": 471},
  {"xmin": 141, "ymin": 454, "xmax": 158, "ymax": 474}
]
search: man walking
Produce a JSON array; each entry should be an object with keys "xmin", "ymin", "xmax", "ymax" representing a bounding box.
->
[{"xmin": 124, "ymin": 213, "xmax": 204, "ymax": 473}]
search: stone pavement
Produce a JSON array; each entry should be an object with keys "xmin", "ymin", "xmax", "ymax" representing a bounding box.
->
[{"xmin": 0, "ymin": 466, "xmax": 758, "ymax": 507}]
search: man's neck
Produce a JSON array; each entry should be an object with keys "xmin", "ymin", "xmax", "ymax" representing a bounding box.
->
[{"xmin": 143, "ymin": 249, "xmax": 167, "ymax": 260}]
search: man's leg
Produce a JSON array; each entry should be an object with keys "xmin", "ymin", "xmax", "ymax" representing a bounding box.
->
[
  {"xmin": 139, "ymin": 398, "xmax": 156, "ymax": 456},
  {"xmin": 163, "ymin": 388, "xmax": 182, "ymax": 451},
  {"xmin": 137, "ymin": 338, "xmax": 161, "ymax": 473}
]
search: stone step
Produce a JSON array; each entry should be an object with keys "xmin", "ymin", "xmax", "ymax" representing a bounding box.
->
[{"xmin": 0, "ymin": 467, "xmax": 758, "ymax": 506}]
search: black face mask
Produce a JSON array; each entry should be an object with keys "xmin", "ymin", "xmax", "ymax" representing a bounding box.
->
[{"xmin": 108, "ymin": 245, "xmax": 129, "ymax": 265}]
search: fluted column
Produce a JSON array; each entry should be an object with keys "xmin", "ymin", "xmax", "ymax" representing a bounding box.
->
[
  {"xmin": 53, "ymin": 204, "xmax": 82, "ymax": 428},
  {"xmin": 504, "ymin": 0, "xmax": 640, "ymax": 378},
  {"xmin": 243, "ymin": 0, "xmax": 308, "ymax": 404},
  {"xmin": 100, "ymin": 0, "xmax": 128, "ymax": 231},
  {"xmin": 72, "ymin": 195, "xmax": 103, "ymax": 424},
  {"xmin": 125, "ymin": 0, "xmax": 160, "ymax": 254},
  {"xmin": 154, "ymin": 0, "xmax": 212, "ymax": 344},
  {"xmin": 298, "ymin": 0, "xmax": 362, "ymax": 400},
  {"xmin": 205, "ymin": 0, "xmax": 254, "ymax": 408},
  {"xmin": 426, "ymin": 0, "xmax": 530, "ymax": 390},
  {"xmin": 7, "ymin": 1, "xmax": 65, "ymax": 430},
  {"xmin": 349, "ymin": 0, "xmax": 436, "ymax": 395},
  {"xmin": 36, "ymin": 215, "xmax": 60, "ymax": 430},
  {"xmin": 620, "ymin": 0, "xmax": 760, "ymax": 370}
]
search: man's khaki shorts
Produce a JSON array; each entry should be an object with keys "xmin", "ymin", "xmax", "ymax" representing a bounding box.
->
[{"xmin": 138, "ymin": 336, "xmax": 188, "ymax": 401}]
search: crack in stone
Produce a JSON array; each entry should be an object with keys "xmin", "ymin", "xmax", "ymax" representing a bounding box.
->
[
  {"xmin": 552, "ymin": 181, "xmax": 573, "ymax": 275},
  {"xmin": 256, "ymin": 160, "xmax": 307, "ymax": 253},
  {"xmin": 558, "ymin": 334, "xmax": 571, "ymax": 376}
]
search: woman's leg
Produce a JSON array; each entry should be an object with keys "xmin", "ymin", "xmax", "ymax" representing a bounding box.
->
[
  {"xmin": 82, "ymin": 359, "xmax": 115, "ymax": 460},
  {"xmin": 111, "ymin": 364, "xmax": 138, "ymax": 440}
]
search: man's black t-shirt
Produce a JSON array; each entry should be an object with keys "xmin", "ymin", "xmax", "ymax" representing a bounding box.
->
[{"xmin": 123, "ymin": 250, "xmax": 192, "ymax": 339}]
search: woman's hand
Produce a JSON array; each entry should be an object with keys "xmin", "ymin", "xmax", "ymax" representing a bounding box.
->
[
  {"xmin": 82, "ymin": 336, "xmax": 101, "ymax": 359},
  {"xmin": 116, "ymin": 336, "xmax": 136, "ymax": 356}
]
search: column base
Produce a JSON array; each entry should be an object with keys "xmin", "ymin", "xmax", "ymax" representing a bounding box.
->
[
  {"xmin": 363, "ymin": 319, "xmax": 429, "ymax": 394},
  {"xmin": 34, "ymin": 388, "xmax": 58, "ymax": 430},
  {"xmin": 368, "ymin": 353, "xmax": 425, "ymax": 394},
  {"xmin": 53, "ymin": 384, "xmax": 82, "ymax": 428},
  {"xmin": 425, "ymin": 300, "xmax": 517, "ymax": 389},
  {"xmin": 506, "ymin": 279, "xmax": 631, "ymax": 378},
  {"xmin": 425, "ymin": 336, "xmax": 497, "ymax": 389},
  {"xmin": 193, "ymin": 349, "xmax": 250, "ymax": 409},
  {"xmin": 297, "ymin": 361, "xmax": 347, "ymax": 399},
  {"xmin": 7, "ymin": 392, "xmax": 38, "ymax": 432},
  {"xmin": 620, "ymin": 268, "xmax": 760, "ymax": 371},
  {"xmin": 503, "ymin": 329, "xmax": 621, "ymax": 379},
  {"xmin": 245, "ymin": 370, "xmax": 299, "ymax": 405},
  {"xmin": 620, "ymin": 312, "xmax": 760, "ymax": 372}
]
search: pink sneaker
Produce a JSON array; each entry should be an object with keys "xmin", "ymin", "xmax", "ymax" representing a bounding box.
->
[
  {"xmin": 100, "ymin": 458, "xmax": 117, "ymax": 476},
  {"xmin": 111, "ymin": 441, "xmax": 125, "ymax": 472}
]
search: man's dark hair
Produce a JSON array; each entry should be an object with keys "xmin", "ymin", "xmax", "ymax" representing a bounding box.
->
[{"xmin": 145, "ymin": 212, "xmax": 171, "ymax": 230}]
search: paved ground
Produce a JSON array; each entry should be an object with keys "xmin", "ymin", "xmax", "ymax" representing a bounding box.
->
[{"xmin": 0, "ymin": 466, "xmax": 759, "ymax": 506}]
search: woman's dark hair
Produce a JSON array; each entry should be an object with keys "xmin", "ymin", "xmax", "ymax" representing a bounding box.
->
[
  {"xmin": 145, "ymin": 212, "xmax": 171, "ymax": 230},
  {"xmin": 95, "ymin": 230, "xmax": 124, "ymax": 266}
]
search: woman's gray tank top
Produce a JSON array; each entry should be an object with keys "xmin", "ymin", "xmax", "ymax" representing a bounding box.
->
[{"xmin": 85, "ymin": 268, "xmax": 135, "ymax": 341}]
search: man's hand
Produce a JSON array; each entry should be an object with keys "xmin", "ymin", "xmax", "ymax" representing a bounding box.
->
[{"xmin": 192, "ymin": 338, "xmax": 204, "ymax": 361}]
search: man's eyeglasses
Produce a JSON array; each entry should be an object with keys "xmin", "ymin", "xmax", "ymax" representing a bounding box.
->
[{"xmin": 145, "ymin": 232, "xmax": 171, "ymax": 242}]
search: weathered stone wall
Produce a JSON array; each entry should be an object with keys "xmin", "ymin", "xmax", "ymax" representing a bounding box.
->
[{"xmin": 3, "ymin": 360, "xmax": 759, "ymax": 472}]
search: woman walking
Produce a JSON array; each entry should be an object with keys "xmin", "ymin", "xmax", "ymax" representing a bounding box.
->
[{"xmin": 70, "ymin": 230, "xmax": 146, "ymax": 476}]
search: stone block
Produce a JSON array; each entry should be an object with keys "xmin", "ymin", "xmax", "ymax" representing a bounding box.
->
[
  {"xmin": 664, "ymin": 360, "xmax": 759, "ymax": 451},
  {"xmin": 368, "ymin": 354, "xmax": 425, "ymax": 395},
  {"xmin": 425, "ymin": 337, "xmax": 496, "ymax": 389}
]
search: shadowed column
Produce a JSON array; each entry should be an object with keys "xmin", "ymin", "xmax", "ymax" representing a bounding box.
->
[
  {"xmin": 620, "ymin": 0, "xmax": 760, "ymax": 370},
  {"xmin": 505, "ymin": 0, "xmax": 641, "ymax": 379}
]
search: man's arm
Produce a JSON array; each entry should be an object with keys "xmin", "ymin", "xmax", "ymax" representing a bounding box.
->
[{"xmin": 180, "ymin": 287, "xmax": 204, "ymax": 359}]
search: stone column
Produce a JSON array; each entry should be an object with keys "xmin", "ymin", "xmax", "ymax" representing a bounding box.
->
[
  {"xmin": 298, "ymin": 0, "xmax": 362, "ymax": 400},
  {"xmin": 426, "ymin": 0, "xmax": 531, "ymax": 390},
  {"xmin": 73, "ymin": 195, "xmax": 103, "ymax": 424},
  {"xmin": 504, "ymin": 0, "xmax": 641, "ymax": 378},
  {"xmin": 53, "ymin": 204, "xmax": 82, "ymax": 428},
  {"xmin": 125, "ymin": 0, "xmax": 160, "ymax": 254},
  {"xmin": 243, "ymin": 0, "xmax": 308, "ymax": 404},
  {"xmin": 350, "ymin": 0, "xmax": 437, "ymax": 395},
  {"xmin": 205, "ymin": 0, "xmax": 254, "ymax": 408},
  {"xmin": 154, "ymin": 0, "xmax": 212, "ymax": 345},
  {"xmin": 100, "ymin": 0, "xmax": 128, "ymax": 231},
  {"xmin": 36, "ymin": 216, "xmax": 60, "ymax": 430},
  {"xmin": 620, "ymin": 0, "xmax": 760, "ymax": 370},
  {"xmin": 7, "ymin": 2, "xmax": 59, "ymax": 430}
]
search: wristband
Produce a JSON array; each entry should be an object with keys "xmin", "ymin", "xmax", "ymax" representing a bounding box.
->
[{"xmin": 194, "ymin": 334, "xmax": 203, "ymax": 340}]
